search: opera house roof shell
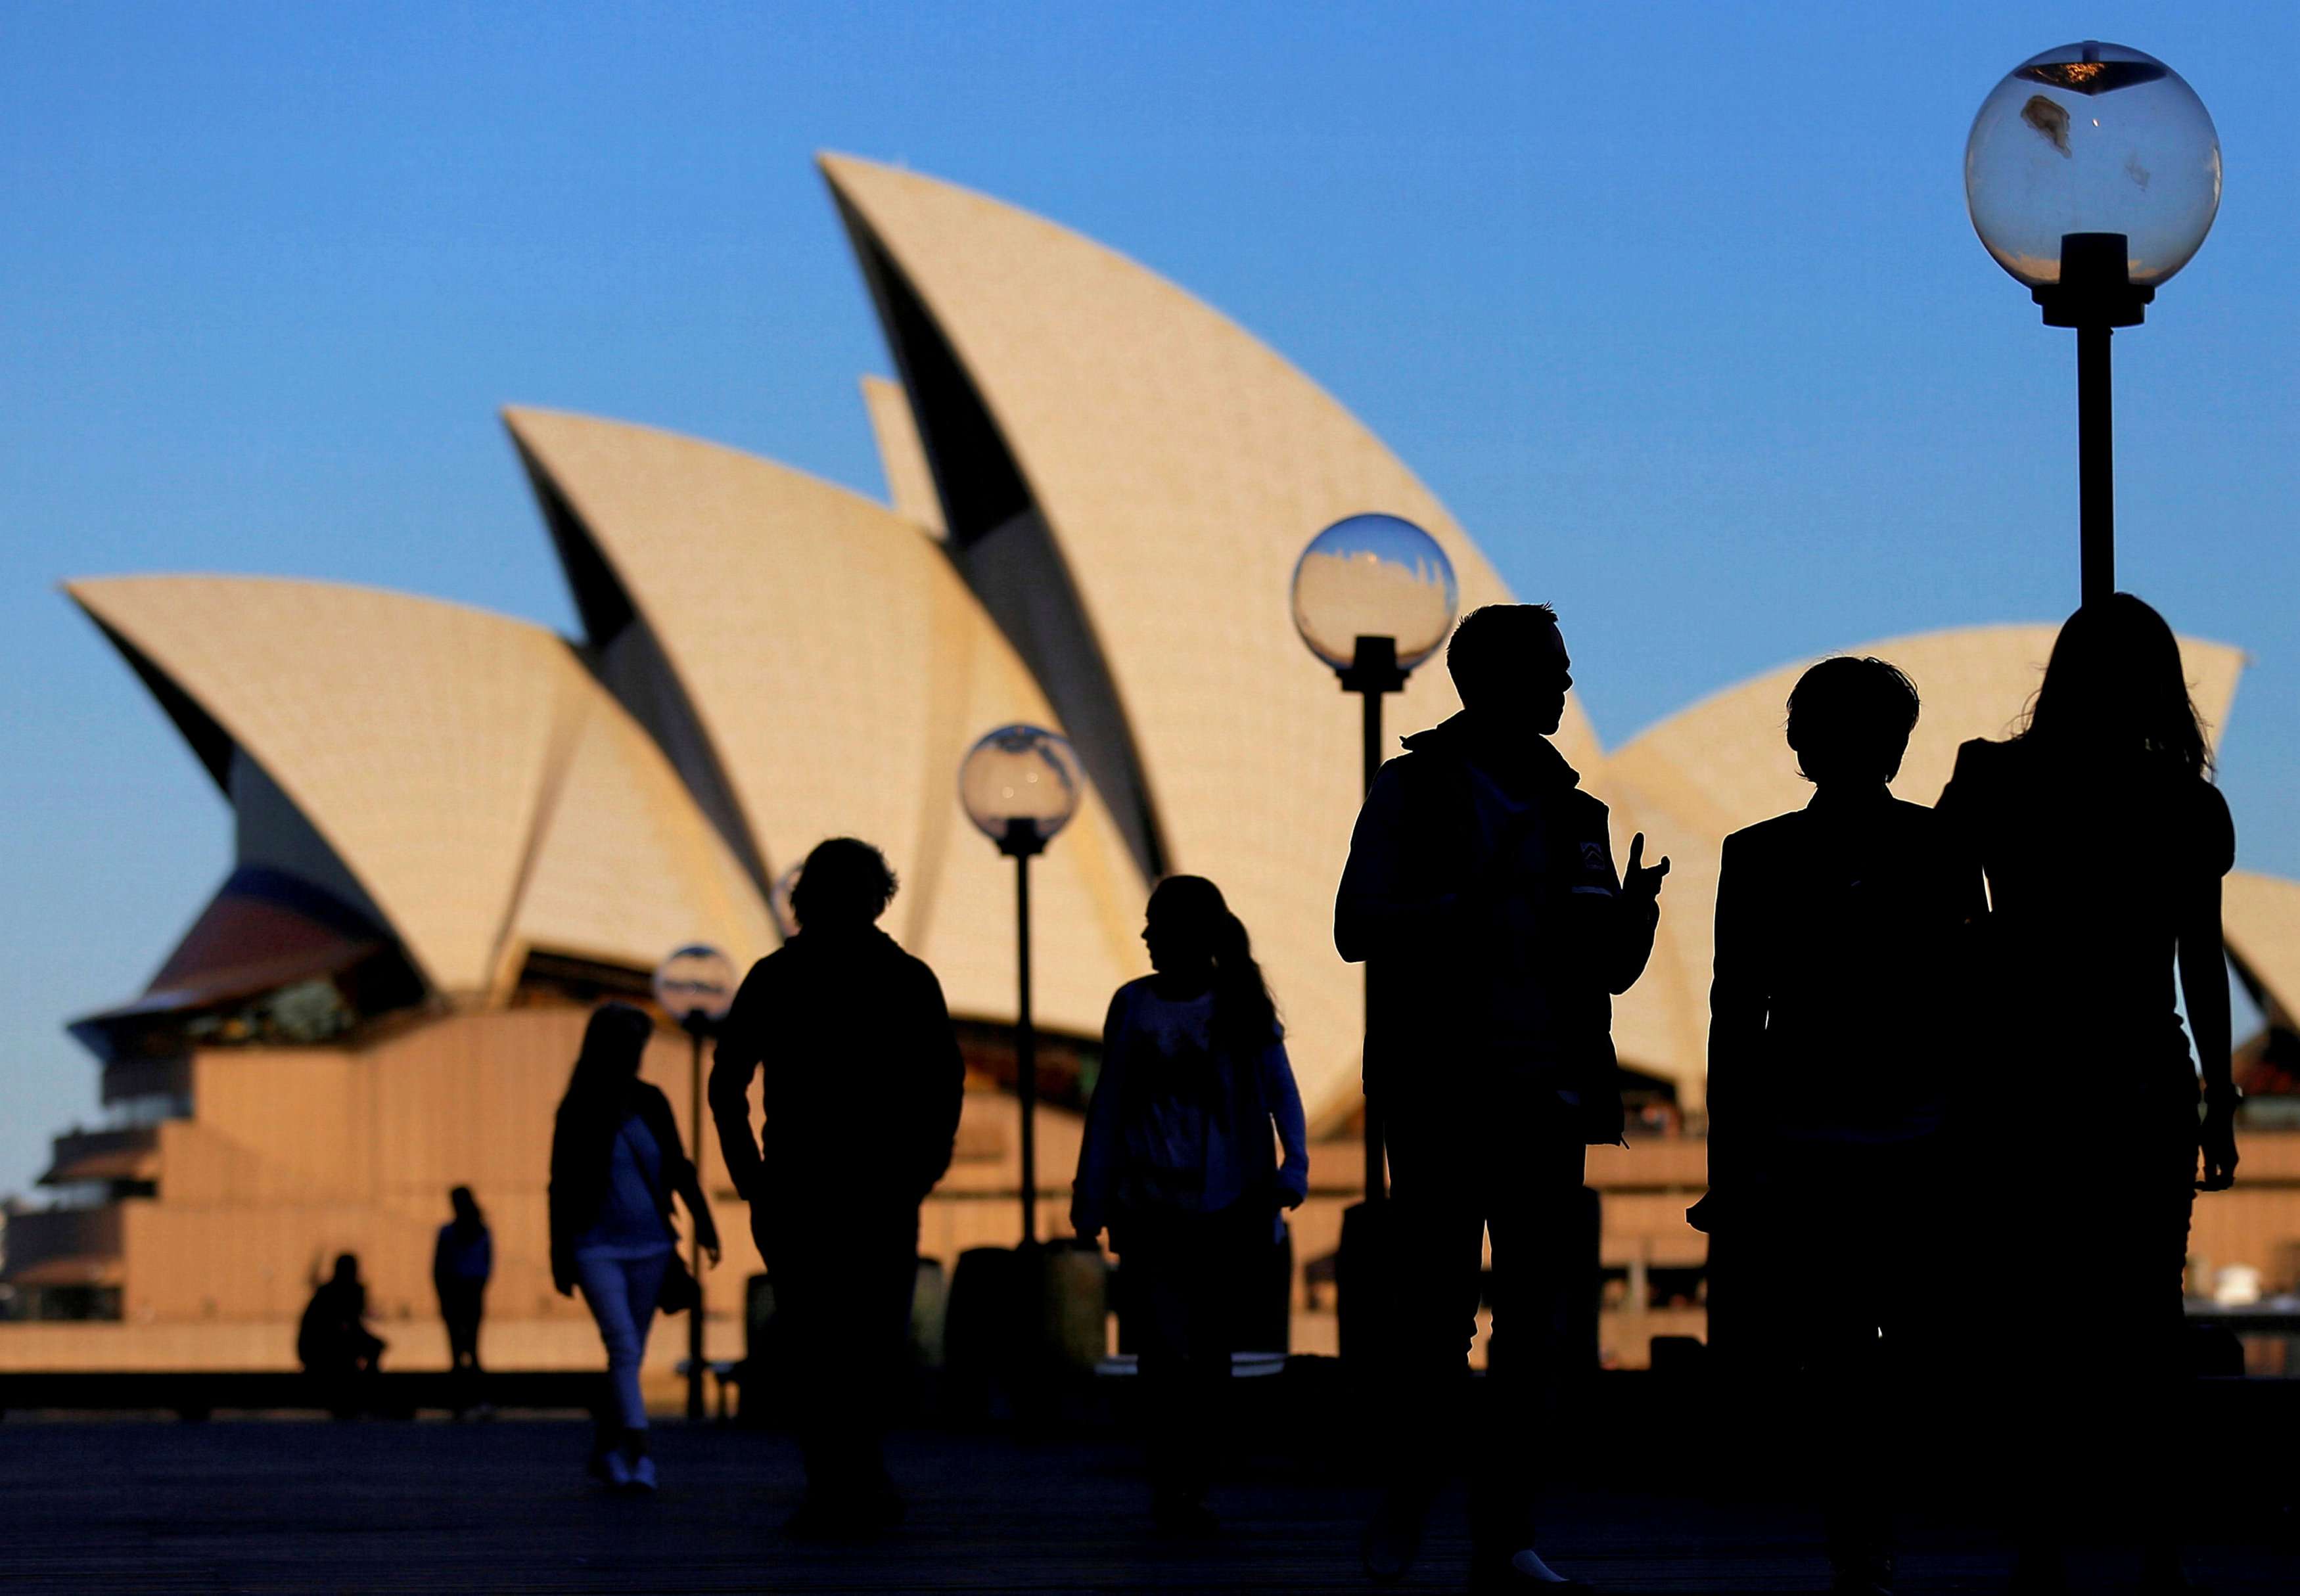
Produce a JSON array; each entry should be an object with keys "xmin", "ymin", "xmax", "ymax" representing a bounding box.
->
[{"xmin": 65, "ymin": 156, "xmax": 2299, "ymax": 1122}]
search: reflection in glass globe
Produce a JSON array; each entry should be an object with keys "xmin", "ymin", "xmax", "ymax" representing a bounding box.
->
[
  {"xmin": 1291, "ymin": 514, "xmax": 1460, "ymax": 672},
  {"xmin": 1966, "ymin": 41, "xmax": 2219, "ymax": 290},
  {"xmin": 653, "ymin": 943, "xmax": 739, "ymax": 1024},
  {"xmin": 959, "ymin": 724, "xmax": 1084, "ymax": 846}
]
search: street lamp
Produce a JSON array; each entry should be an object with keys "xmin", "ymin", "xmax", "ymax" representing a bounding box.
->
[
  {"xmin": 1966, "ymin": 41, "xmax": 2220, "ymax": 604},
  {"xmin": 959, "ymin": 724, "xmax": 1084, "ymax": 1246},
  {"xmin": 652, "ymin": 942, "xmax": 738, "ymax": 1421},
  {"xmin": 1291, "ymin": 513, "xmax": 1458, "ymax": 1191}
]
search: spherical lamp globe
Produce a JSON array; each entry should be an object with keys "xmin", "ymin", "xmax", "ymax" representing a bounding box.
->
[
  {"xmin": 1966, "ymin": 41, "xmax": 2220, "ymax": 291},
  {"xmin": 652, "ymin": 944, "xmax": 738, "ymax": 1027},
  {"xmin": 959, "ymin": 724, "xmax": 1084, "ymax": 850},
  {"xmin": 1290, "ymin": 514, "xmax": 1460, "ymax": 674}
]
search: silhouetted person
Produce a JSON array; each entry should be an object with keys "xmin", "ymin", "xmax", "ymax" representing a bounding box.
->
[
  {"xmin": 433, "ymin": 1185, "xmax": 492, "ymax": 1416},
  {"xmin": 1337, "ymin": 603, "xmax": 1668, "ymax": 1591},
  {"xmin": 549, "ymin": 1001, "xmax": 722, "ymax": 1493},
  {"xmin": 1934, "ymin": 595, "xmax": 2239, "ymax": 1596},
  {"xmin": 1072, "ymin": 875, "xmax": 1310, "ymax": 1536},
  {"xmin": 710, "ymin": 837, "xmax": 964, "ymax": 1538},
  {"xmin": 298, "ymin": 1252, "xmax": 386, "ymax": 1418},
  {"xmin": 1691, "ymin": 656, "xmax": 1983, "ymax": 1596}
]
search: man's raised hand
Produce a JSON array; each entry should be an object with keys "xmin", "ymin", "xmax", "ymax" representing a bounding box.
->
[{"xmin": 1624, "ymin": 832, "xmax": 1670, "ymax": 901}]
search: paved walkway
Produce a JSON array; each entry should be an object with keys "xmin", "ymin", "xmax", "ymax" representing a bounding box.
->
[{"xmin": 0, "ymin": 1419, "xmax": 2288, "ymax": 1593}]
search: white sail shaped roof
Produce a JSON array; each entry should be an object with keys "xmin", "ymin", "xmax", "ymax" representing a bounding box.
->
[
  {"xmin": 1598, "ymin": 624, "xmax": 2247, "ymax": 1105},
  {"xmin": 500, "ymin": 406, "xmax": 1148, "ymax": 1039},
  {"xmin": 819, "ymin": 153, "xmax": 1606, "ymax": 1122},
  {"xmin": 68, "ymin": 576, "xmax": 775, "ymax": 1002},
  {"xmin": 862, "ymin": 374, "xmax": 946, "ymax": 538},
  {"xmin": 2227, "ymin": 871, "xmax": 2300, "ymax": 1026}
]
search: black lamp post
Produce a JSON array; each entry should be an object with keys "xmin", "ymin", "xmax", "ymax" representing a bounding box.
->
[
  {"xmin": 651, "ymin": 942, "xmax": 737, "ymax": 1422},
  {"xmin": 1291, "ymin": 513, "xmax": 1458, "ymax": 1357},
  {"xmin": 1966, "ymin": 41, "xmax": 2220, "ymax": 606},
  {"xmin": 959, "ymin": 724, "xmax": 1084, "ymax": 1246}
]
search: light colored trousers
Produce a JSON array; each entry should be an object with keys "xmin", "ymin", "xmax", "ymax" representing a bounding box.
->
[{"xmin": 575, "ymin": 1247, "xmax": 672, "ymax": 1432}]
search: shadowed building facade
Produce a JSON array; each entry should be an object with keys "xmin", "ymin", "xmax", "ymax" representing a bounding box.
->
[{"xmin": 9, "ymin": 158, "xmax": 2298, "ymax": 1375}]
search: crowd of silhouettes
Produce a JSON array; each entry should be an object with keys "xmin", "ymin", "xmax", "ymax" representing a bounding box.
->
[{"xmin": 488, "ymin": 593, "xmax": 2238, "ymax": 1595}]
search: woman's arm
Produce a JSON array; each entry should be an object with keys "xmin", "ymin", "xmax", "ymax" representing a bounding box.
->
[
  {"xmin": 1070, "ymin": 990, "xmax": 1132, "ymax": 1239},
  {"xmin": 1260, "ymin": 1039, "xmax": 1310, "ymax": 1206},
  {"xmin": 2180, "ymin": 873, "xmax": 2239, "ymax": 1191}
]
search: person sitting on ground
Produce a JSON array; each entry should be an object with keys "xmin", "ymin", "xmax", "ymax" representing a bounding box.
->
[
  {"xmin": 710, "ymin": 837, "xmax": 965, "ymax": 1539},
  {"xmin": 298, "ymin": 1252, "xmax": 388, "ymax": 1417},
  {"xmin": 1072, "ymin": 874, "xmax": 1310, "ymax": 1537}
]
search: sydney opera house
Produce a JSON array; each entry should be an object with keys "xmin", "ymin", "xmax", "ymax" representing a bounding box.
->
[{"xmin": 7, "ymin": 155, "xmax": 2297, "ymax": 1373}]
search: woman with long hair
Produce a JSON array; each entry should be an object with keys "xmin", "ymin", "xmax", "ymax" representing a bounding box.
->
[
  {"xmin": 432, "ymin": 1185, "xmax": 492, "ymax": 1416},
  {"xmin": 548, "ymin": 1001, "xmax": 720, "ymax": 1492},
  {"xmin": 1937, "ymin": 594, "xmax": 2239, "ymax": 1594},
  {"xmin": 1071, "ymin": 875, "xmax": 1309, "ymax": 1535}
]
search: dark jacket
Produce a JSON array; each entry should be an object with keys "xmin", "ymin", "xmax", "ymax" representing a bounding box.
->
[
  {"xmin": 709, "ymin": 926, "xmax": 965, "ymax": 1216},
  {"xmin": 1334, "ymin": 713, "xmax": 1657, "ymax": 1142},
  {"xmin": 547, "ymin": 1081, "xmax": 718, "ymax": 1289},
  {"xmin": 1701, "ymin": 791, "xmax": 1985, "ymax": 1215}
]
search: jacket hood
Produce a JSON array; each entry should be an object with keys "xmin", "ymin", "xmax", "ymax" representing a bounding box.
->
[{"xmin": 1398, "ymin": 712, "xmax": 1583, "ymax": 790}]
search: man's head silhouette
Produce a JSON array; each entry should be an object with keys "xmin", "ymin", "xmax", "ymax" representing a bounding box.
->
[
  {"xmin": 789, "ymin": 837, "xmax": 898, "ymax": 931},
  {"xmin": 1446, "ymin": 603, "xmax": 1570, "ymax": 741},
  {"xmin": 1785, "ymin": 656, "xmax": 1920, "ymax": 788}
]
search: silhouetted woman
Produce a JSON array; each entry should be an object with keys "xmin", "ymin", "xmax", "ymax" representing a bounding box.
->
[
  {"xmin": 432, "ymin": 1185, "xmax": 492, "ymax": 1415},
  {"xmin": 1072, "ymin": 875, "xmax": 1309, "ymax": 1536},
  {"xmin": 549, "ymin": 1001, "xmax": 720, "ymax": 1492},
  {"xmin": 1936, "ymin": 595, "xmax": 2240, "ymax": 1595}
]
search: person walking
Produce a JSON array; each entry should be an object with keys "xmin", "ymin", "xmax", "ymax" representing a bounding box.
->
[
  {"xmin": 549, "ymin": 1001, "xmax": 721, "ymax": 1493},
  {"xmin": 1933, "ymin": 595, "xmax": 2240, "ymax": 1596},
  {"xmin": 1337, "ymin": 603, "xmax": 1668, "ymax": 1592},
  {"xmin": 1072, "ymin": 875, "xmax": 1310, "ymax": 1536},
  {"xmin": 432, "ymin": 1186, "xmax": 493, "ymax": 1417},
  {"xmin": 1691, "ymin": 656, "xmax": 1985, "ymax": 1596},
  {"xmin": 710, "ymin": 837, "xmax": 964, "ymax": 1537}
]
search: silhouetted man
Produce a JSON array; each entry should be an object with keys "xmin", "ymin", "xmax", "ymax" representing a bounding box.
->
[
  {"xmin": 298, "ymin": 1252, "xmax": 386, "ymax": 1419},
  {"xmin": 710, "ymin": 837, "xmax": 964, "ymax": 1537},
  {"xmin": 1337, "ymin": 603, "xmax": 1668, "ymax": 1591},
  {"xmin": 1691, "ymin": 655, "xmax": 1983, "ymax": 1596}
]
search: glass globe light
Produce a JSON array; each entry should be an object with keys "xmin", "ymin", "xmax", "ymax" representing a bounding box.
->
[
  {"xmin": 1966, "ymin": 41, "xmax": 2220, "ymax": 292},
  {"xmin": 1291, "ymin": 514, "xmax": 1460, "ymax": 674},
  {"xmin": 959, "ymin": 724, "xmax": 1083, "ymax": 849},
  {"xmin": 653, "ymin": 943, "xmax": 737, "ymax": 1026}
]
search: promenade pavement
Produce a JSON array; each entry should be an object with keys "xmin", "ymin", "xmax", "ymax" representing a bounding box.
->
[{"xmin": 1, "ymin": 1417, "xmax": 2288, "ymax": 1593}]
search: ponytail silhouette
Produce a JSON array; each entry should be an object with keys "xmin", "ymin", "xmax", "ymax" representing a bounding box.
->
[{"xmin": 1149, "ymin": 875, "xmax": 1281, "ymax": 1055}]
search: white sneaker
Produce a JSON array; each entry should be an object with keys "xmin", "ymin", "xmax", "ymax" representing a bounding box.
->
[
  {"xmin": 597, "ymin": 1448, "xmax": 632, "ymax": 1490},
  {"xmin": 627, "ymin": 1455, "xmax": 658, "ymax": 1493}
]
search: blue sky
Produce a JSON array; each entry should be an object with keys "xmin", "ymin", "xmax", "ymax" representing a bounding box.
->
[{"xmin": 4, "ymin": 3, "xmax": 2294, "ymax": 1195}]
